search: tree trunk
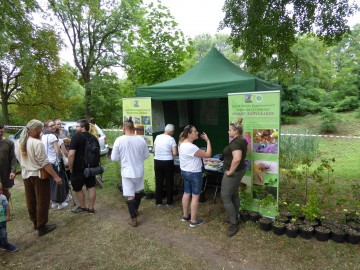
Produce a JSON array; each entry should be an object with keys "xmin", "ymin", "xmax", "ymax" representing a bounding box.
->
[
  {"xmin": 83, "ymin": 71, "xmax": 92, "ymax": 121},
  {"xmin": 1, "ymin": 92, "xmax": 10, "ymax": 124},
  {"xmin": 85, "ymin": 84, "xmax": 91, "ymax": 121}
]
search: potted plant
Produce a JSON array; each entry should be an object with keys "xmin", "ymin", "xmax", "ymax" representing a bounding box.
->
[
  {"xmin": 315, "ymin": 226, "xmax": 331, "ymax": 241},
  {"xmin": 286, "ymin": 221, "xmax": 299, "ymax": 238},
  {"xmin": 273, "ymin": 221, "xmax": 286, "ymax": 236},
  {"xmin": 239, "ymin": 188, "xmax": 252, "ymax": 222},
  {"xmin": 346, "ymin": 228, "xmax": 360, "ymax": 244},
  {"xmin": 299, "ymin": 223, "xmax": 314, "ymax": 240},
  {"xmin": 144, "ymin": 179, "xmax": 154, "ymax": 199},
  {"xmin": 258, "ymin": 194, "xmax": 275, "ymax": 231}
]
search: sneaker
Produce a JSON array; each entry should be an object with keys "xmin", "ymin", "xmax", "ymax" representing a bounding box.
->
[
  {"xmin": 165, "ymin": 203, "xmax": 174, "ymax": 207},
  {"xmin": 71, "ymin": 206, "xmax": 88, "ymax": 213},
  {"xmin": 181, "ymin": 215, "xmax": 191, "ymax": 222},
  {"xmin": 38, "ymin": 224, "xmax": 57, "ymax": 236},
  {"xmin": 51, "ymin": 203, "xmax": 58, "ymax": 209},
  {"xmin": 88, "ymin": 208, "xmax": 95, "ymax": 214},
  {"xmin": 156, "ymin": 204, "xmax": 162, "ymax": 207},
  {"xmin": 57, "ymin": 202, "xmax": 69, "ymax": 210},
  {"xmin": 189, "ymin": 219, "xmax": 204, "ymax": 228},
  {"xmin": 128, "ymin": 218, "xmax": 138, "ymax": 227},
  {"xmin": 65, "ymin": 194, "xmax": 73, "ymax": 202},
  {"xmin": 2, "ymin": 243, "xmax": 18, "ymax": 252}
]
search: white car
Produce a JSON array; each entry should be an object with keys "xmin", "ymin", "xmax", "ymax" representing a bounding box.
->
[{"xmin": 8, "ymin": 121, "xmax": 109, "ymax": 156}]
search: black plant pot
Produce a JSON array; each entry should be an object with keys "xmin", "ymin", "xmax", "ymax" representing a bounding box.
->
[
  {"xmin": 286, "ymin": 224, "xmax": 299, "ymax": 238},
  {"xmin": 330, "ymin": 228, "xmax": 347, "ymax": 243},
  {"xmin": 346, "ymin": 229, "xmax": 360, "ymax": 244},
  {"xmin": 273, "ymin": 222, "xmax": 286, "ymax": 236},
  {"xmin": 299, "ymin": 225, "xmax": 314, "ymax": 240},
  {"xmin": 347, "ymin": 234, "xmax": 360, "ymax": 244},
  {"xmin": 239, "ymin": 210, "xmax": 250, "ymax": 223},
  {"xmin": 315, "ymin": 226, "xmax": 331, "ymax": 241},
  {"xmin": 259, "ymin": 217, "xmax": 273, "ymax": 231},
  {"xmin": 249, "ymin": 212, "xmax": 261, "ymax": 223}
]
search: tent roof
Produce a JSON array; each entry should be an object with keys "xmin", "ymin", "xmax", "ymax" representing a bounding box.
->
[{"xmin": 136, "ymin": 48, "xmax": 281, "ymax": 100}]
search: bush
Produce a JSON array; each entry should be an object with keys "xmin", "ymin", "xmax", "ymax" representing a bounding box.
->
[{"xmin": 319, "ymin": 108, "xmax": 339, "ymax": 134}]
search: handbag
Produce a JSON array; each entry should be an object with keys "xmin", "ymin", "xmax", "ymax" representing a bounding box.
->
[{"xmin": 39, "ymin": 167, "xmax": 51, "ymax": 180}]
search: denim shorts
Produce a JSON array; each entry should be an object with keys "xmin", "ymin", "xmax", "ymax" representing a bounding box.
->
[{"xmin": 181, "ymin": 171, "xmax": 203, "ymax": 195}]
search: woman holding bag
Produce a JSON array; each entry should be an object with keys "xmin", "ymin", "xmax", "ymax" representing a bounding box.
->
[
  {"xmin": 221, "ymin": 119, "xmax": 248, "ymax": 237},
  {"xmin": 42, "ymin": 120, "xmax": 68, "ymax": 210}
]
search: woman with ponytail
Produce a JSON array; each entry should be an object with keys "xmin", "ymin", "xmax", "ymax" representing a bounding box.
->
[
  {"xmin": 179, "ymin": 125, "xmax": 211, "ymax": 228},
  {"xmin": 221, "ymin": 118, "xmax": 248, "ymax": 237}
]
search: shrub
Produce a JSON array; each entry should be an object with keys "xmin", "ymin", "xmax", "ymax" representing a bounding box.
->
[{"xmin": 319, "ymin": 108, "xmax": 339, "ymax": 133}]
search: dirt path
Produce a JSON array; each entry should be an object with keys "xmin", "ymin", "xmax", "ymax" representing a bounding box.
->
[{"xmin": 94, "ymin": 202, "xmax": 267, "ymax": 270}]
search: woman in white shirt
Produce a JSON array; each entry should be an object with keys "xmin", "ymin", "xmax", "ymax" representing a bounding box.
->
[
  {"xmin": 42, "ymin": 120, "xmax": 68, "ymax": 210},
  {"xmin": 154, "ymin": 124, "xmax": 177, "ymax": 207},
  {"xmin": 179, "ymin": 125, "xmax": 211, "ymax": 228}
]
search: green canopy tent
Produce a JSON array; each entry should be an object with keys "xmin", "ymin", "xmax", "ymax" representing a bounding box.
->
[{"xmin": 137, "ymin": 48, "xmax": 281, "ymax": 153}]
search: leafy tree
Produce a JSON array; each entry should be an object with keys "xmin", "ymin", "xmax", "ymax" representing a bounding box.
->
[
  {"xmin": 88, "ymin": 72, "xmax": 123, "ymax": 127},
  {"xmin": 123, "ymin": 1, "xmax": 192, "ymax": 86},
  {"xmin": 184, "ymin": 33, "xmax": 244, "ymax": 70},
  {"xmin": 48, "ymin": 0, "xmax": 143, "ymax": 120},
  {"xmin": 0, "ymin": 26, "xmax": 71, "ymax": 124},
  {"xmin": 330, "ymin": 24, "xmax": 360, "ymax": 111},
  {"xmin": 221, "ymin": 0, "xmax": 359, "ymax": 73}
]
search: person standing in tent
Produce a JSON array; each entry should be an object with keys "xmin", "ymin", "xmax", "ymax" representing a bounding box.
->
[
  {"xmin": 111, "ymin": 119, "xmax": 150, "ymax": 227},
  {"xmin": 179, "ymin": 125, "xmax": 211, "ymax": 228},
  {"xmin": 153, "ymin": 124, "xmax": 178, "ymax": 207},
  {"xmin": 221, "ymin": 119, "xmax": 248, "ymax": 237}
]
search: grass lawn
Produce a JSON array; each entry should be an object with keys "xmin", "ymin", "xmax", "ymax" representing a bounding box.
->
[
  {"xmin": 2, "ymin": 156, "xmax": 360, "ymax": 269},
  {"xmin": 1, "ymin": 112, "xmax": 359, "ymax": 269}
]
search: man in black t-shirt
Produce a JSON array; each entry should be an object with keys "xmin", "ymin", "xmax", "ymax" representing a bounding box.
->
[{"xmin": 68, "ymin": 119, "xmax": 98, "ymax": 214}]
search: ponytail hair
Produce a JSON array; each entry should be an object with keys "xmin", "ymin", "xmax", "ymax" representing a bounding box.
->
[{"xmin": 230, "ymin": 118, "xmax": 244, "ymax": 136}]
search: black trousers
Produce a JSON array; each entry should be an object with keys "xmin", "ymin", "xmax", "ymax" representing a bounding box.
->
[{"xmin": 154, "ymin": 160, "xmax": 174, "ymax": 205}]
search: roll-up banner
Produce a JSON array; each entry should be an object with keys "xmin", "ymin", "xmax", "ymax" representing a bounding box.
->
[
  {"xmin": 122, "ymin": 97, "xmax": 155, "ymax": 190},
  {"xmin": 228, "ymin": 91, "xmax": 281, "ymax": 217}
]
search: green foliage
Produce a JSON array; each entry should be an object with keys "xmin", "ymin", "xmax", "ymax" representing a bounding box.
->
[
  {"xmin": 319, "ymin": 108, "xmax": 339, "ymax": 133},
  {"xmin": 279, "ymin": 129, "xmax": 319, "ymax": 169},
  {"xmin": 1, "ymin": 24, "xmax": 72, "ymax": 124},
  {"xmin": 88, "ymin": 72, "xmax": 123, "ymax": 127},
  {"xmin": 220, "ymin": 0, "xmax": 358, "ymax": 73},
  {"xmin": 258, "ymin": 194, "xmax": 275, "ymax": 210},
  {"xmin": 184, "ymin": 33, "xmax": 243, "ymax": 70},
  {"xmin": 287, "ymin": 203, "xmax": 302, "ymax": 219},
  {"xmin": 280, "ymin": 158, "xmax": 336, "ymax": 216},
  {"xmin": 123, "ymin": 0, "xmax": 192, "ymax": 86},
  {"xmin": 301, "ymin": 190, "xmax": 321, "ymax": 221},
  {"xmin": 48, "ymin": 0, "xmax": 144, "ymax": 119}
]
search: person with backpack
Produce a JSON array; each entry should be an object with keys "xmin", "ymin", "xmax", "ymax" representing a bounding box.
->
[
  {"xmin": 111, "ymin": 119, "xmax": 150, "ymax": 227},
  {"xmin": 68, "ymin": 119, "xmax": 100, "ymax": 214}
]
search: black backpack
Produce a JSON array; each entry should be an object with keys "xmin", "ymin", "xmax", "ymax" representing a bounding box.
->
[{"xmin": 83, "ymin": 133, "xmax": 101, "ymax": 168}]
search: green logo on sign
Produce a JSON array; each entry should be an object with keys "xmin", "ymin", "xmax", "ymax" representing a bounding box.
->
[{"xmin": 256, "ymin": 95, "xmax": 263, "ymax": 102}]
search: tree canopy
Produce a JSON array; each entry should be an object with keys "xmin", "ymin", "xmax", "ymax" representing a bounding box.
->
[
  {"xmin": 48, "ymin": 0, "xmax": 143, "ymax": 119},
  {"xmin": 221, "ymin": 0, "xmax": 359, "ymax": 72}
]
